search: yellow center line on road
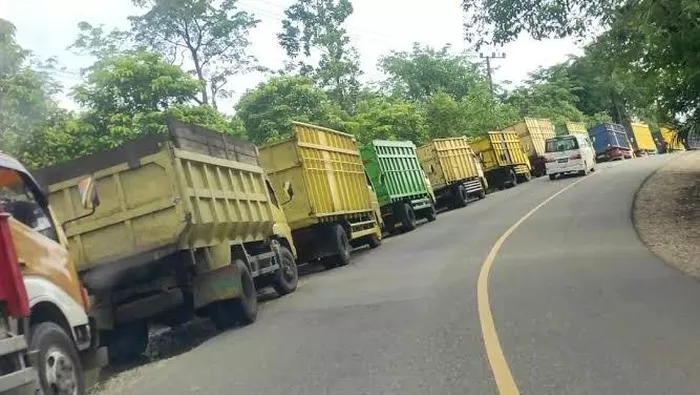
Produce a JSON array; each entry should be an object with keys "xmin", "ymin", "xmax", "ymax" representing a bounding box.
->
[{"xmin": 477, "ymin": 175, "xmax": 592, "ymax": 395}]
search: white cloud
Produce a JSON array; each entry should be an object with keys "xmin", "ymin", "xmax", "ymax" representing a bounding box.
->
[{"xmin": 3, "ymin": 0, "xmax": 582, "ymax": 112}]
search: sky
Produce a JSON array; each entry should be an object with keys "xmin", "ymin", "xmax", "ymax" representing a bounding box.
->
[{"xmin": 3, "ymin": 0, "xmax": 583, "ymax": 113}]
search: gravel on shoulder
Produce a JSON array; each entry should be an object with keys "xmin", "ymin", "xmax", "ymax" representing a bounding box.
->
[{"xmin": 634, "ymin": 151, "xmax": 700, "ymax": 276}]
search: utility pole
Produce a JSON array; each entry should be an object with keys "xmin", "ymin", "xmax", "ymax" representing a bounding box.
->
[{"xmin": 480, "ymin": 51, "xmax": 506, "ymax": 97}]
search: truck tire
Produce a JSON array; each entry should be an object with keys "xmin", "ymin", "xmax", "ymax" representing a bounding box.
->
[
  {"xmin": 399, "ymin": 203, "xmax": 417, "ymax": 231},
  {"xmin": 30, "ymin": 322, "xmax": 86, "ymax": 395},
  {"xmin": 367, "ymin": 233, "xmax": 382, "ymax": 249},
  {"xmin": 272, "ymin": 246, "xmax": 298, "ymax": 296},
  {"xmin": 549, "ymin": 174, "xmax": 557, "ymax": 180},
  {"xmin": 210, "ymin": 261, "xmax": 258, "ymax": 329},
  {"xmin": 425, "ymin": 205, "xmax": 437, "ymax": 222},
  {"xmin": 103, "ymin": 321, "xmax": 148, "ymax": 365},
  {"xmin": 507, "ymin": 170, "xmax": 518, "ymax": 188},
  {"xmin": 452, "ymin": 185, "xmax": 468, "ymax": 208}
]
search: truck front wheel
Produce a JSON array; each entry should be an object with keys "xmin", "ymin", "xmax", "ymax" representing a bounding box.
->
[
  {"xmin": 30, "ymin": 322, "xmax": 86, "ymax": 395},
  {"xmin": 272, "ymin": 246, "xmax": 298, "ymax": 296}
]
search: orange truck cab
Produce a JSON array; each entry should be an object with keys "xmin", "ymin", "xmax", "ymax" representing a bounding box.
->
[{"xmin": 0, "ymin": 153, "xmax": 106, "ymax": 394}]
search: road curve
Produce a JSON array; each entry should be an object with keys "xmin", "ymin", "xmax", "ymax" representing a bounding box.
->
[
  {"xmin": 97, "ymin": 155, "xmax": 686, "ymax": 395},
  {"xmin": 490, "ymin": 154, "xmax": 700, "ymax": 394}
]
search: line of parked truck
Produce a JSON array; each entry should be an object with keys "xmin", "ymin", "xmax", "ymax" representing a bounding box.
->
[{"xmin": 0, "ymin": 115, "xmax": 684, "ymax": 394}]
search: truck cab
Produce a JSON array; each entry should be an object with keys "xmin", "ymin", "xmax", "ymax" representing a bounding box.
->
[{"xmin": 0, "ymin": 153, "xmax": 105, "ymax": 394}]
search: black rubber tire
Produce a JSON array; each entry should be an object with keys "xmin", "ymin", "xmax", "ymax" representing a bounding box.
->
[
  {"xmin": 103, "ymin": 321, "xmax": 148, "ymax": 365},
  {"xmin": 425, "ymin": 205, "xmax": 437, "ymax": 222},
  {"xmin": 549, "ymin": 174, "xmax": 557, "ymax": 181},
  {"xmin": 478, "ymin": 188, "xmax": 487, "ymax": 199},
  {"xmin": 30, "ymin": 322, "xmax": 86, "ymax": 395},
  {"xmin": 322, "ymin": 225, "xmax": 351, "ymax": 269},
  {"xmin": 508, "ymin": 170, "xmax": 518, "ymax": 187},
  {"xmin": 210, "ymin": 261, "xmax": 258, "ymax": 329},
  {"xmin": 230, "ymin": 260, "xmax": 258, "ymax": 325},
  {"xmin": 272, "ymin": 246, "xmax": 298, "ymax": 296},
  {"xmin": 399, "ymin": 203, "xmax": 417, "ymax": 231},
  {"xmin": 367, "ymin": 233, "xmax": 382, "ymax": 249},
  {"xmin": 452, "ymin": 185, "xmax": 468, "ymax": 208}
]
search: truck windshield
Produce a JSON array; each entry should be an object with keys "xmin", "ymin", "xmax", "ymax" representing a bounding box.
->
[
  {"xmin": 546, "ymin": 137, "xmax": 579, "ymax": 153},
  {"xmin": 0, "ymin": 168, "xmax": 57, "ymax": 241}
]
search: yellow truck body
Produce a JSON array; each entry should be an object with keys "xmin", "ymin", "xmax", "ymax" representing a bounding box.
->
[
  {"xmin": 471, "ymin": 131, "xmax": 531, "ymax": 189},
  {"xmin": 258, "ymin": 122, "xmax": 381, "ymax": 266},
  {"xmin": 629, "ymin": 123, "xmax": 657, "ymax": 154},
  {"xmin": 42, "ymin": 129, "xmax": 275, "ymax": 273},
  {"xmin": 660, "ymin": 126, "xmax": 685, "ymax": 152},
  {"xmin": 565, "ymin": 122, "xmax": 588, "ymax": 135},
  {"xmin": 503, "ymin": 118, "xmax": 556, "ymax": 176},
  {"xmin": 417, "ymin": 137, "xmax": 483, "ymax": 188},
  {"xmin": 35, "ymin": 120, "xmax": 299, "ymax": 359}
]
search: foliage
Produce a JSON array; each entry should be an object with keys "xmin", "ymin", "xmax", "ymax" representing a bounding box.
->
[
  {"xmin": 70, "ymin": 22, "xmax": 136, "ymax": 59},
  {"xmin": 278, "ymin": 0, "xmax": 361, "ymax": 112},
  {"xmin": 236, "ymin": 76, "xmax": 347, "ymax": 144},
  {"xmin": 73, "ymin": 51, "xmax": 201, "ymax": 115},
  {"xmin": 379, "ymin": 44, "xmax": 485, "ymax": 102},
  {"xmin": 346, "ymin": 96, "xmax": 428, "ymax": 144},
  {"xmin": 129, "ymin": 0, "xmax": 259, "ymax": 108}
]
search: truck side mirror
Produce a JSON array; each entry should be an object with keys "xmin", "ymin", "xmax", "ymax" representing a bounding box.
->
[{"xmin": 78, "ymin": 176, "xmax": 100, "ymax": 209}]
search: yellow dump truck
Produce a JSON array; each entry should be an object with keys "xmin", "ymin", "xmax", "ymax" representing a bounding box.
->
[
  {"xmin": 417, "ymin": 137, "xmax": 487, "ymax": 210},
  {"xmin": 565, "ymin": 122, "xmax": 588, "ymax": 135},
  {"xmin": 258, "ymin": 122, "xmax": 382, "ymax": 270},
  {"xmin": 660, "ymin": 126, "xmax": 685, "ymax": 153},
  {"xmin": 503, "ymin": 118, "xmax": 556, "ymax": 177},
  {"xmin": 629, "ymin": 123, "xmax": 658, "ymax": 156},
  {"xmin": 34, "ymin": 120, "xmax": 299, "ymax": 364},
  {"xmin": 471, "ymin": 131, "xmax": 531, "ymax": 189}
]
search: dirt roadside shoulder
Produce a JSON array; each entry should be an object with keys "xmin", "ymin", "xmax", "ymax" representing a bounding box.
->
[{"xmin": 634, "ymin": 151, "xmax": 700, "ymax": 277}]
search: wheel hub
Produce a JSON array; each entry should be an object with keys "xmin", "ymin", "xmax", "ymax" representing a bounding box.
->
[{"xmin": 44, "ymin": 348, "xmax": 78, "ymax": 395}]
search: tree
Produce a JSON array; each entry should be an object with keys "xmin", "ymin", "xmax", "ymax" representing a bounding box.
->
[
  {"xmin": 236, "ymin": 76, "xmax": 347, "ymax": 144},
  {"xmin": 70, "ymin": 22, "xmax": 137, "ymax": 59},
  {"xmin": 278, "ymin": 0, "xmax": 361, "ymax": 112},
  {"xmin": 379, "ymin": 44, "xmax": 485, "ymax": 102},
  {"xmin": 129, "ymin": 0, "xmax": 259, "ymax": 108},
  {"xmin": 346, "ymin": 96, "xmax": 428, "ymax": 144},
  {"xmin": 73, "ymin": 51, "xmax": 201, "ymax": 115},
  {"xmin": 0, "ymin": 19, "xmax": 59, "ymax": 159}
]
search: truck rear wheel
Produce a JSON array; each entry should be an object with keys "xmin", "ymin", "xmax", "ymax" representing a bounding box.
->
[
  {"xmin": 452, "ymin": 185, "xmax": 468, "ymax": 208},
  {"xmin": 425, "ymin": 205, "xmax": 437, "ymax": 222},
  {"xmin": 321, "ymin": 224, "xmax": 351, "ymax": 269},
  {"xmin": 210, "ymin": 261, "xmax": 258, "ymax": 329},
  {"xmin": 367, "ymin": 233, "xmax": 382, "ymax": 248},
  {"xmin": 272, "ymin": 246, "xmax": 298, "ymax": 296},
  {"xmin": 399, "ymin": 203, "xmax": 417, "ymax": 231},
  {"xmin": 30, "ymin": 322, "xmax": 86, "ymax": 395},
  {"xmin": 507, "ymin": 170, "xmax": 518, "ymax": 188}
]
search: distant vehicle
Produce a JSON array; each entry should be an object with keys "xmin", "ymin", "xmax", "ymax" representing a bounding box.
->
[
  {"xmin": 544, "ymin": 134, "xmax": 596, "ymax": 180},
  {"xmin": 659, "ymin": 126, "xmax": 685, "ymax": 153},
  {"xmin": 503, "ymin": 118, "xmax": 556, "ymax": 177},
  {"xmin": 564, "ymin": 122, "xmax": 588, "ymax": 136},
  {"xmin": 470, "ymin": 131, "xmax": 532, "ymax": 189},
  {"xmin": 417, "ymin": 137, "xmax": 487, "ymax": 210},
  {"xmin": 259, "ymin": 122, "xmax": 383, "ymax": 270},
  {"xmin": 361, "ymin": 140, "xmax": 437, "ymax": 234},
  {"xmin": 588, "ymin": 123, "xmax": 633, "ymax": 161},
  {"xmin": 628, "ymin": 123, "xmax": 658, "ymax": 156}
]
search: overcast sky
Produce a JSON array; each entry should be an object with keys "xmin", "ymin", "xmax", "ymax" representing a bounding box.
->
[{"xmin": 4, "ymin": 0, "xmax": 583, "ymax": 113}]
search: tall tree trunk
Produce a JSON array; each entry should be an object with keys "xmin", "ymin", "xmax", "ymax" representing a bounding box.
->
[{"xmin": 191, "ymin": 52, "xmax": 209, "ymax": 105}]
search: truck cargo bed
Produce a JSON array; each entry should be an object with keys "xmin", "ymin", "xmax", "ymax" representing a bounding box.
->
[
  {"xmin": 259, "ymin": 122, "xmax": 375, "ymax": 230},
  {"xmin": 417, "ymin": 137, "xmax": 482, "ymax": 189},
  {"xmin": 35, "ymin": 120, "xmax": 276, "ymax": 280}
]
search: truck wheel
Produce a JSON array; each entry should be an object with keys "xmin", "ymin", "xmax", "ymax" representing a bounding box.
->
[
  {"xmin": 272, "ymin": 246, "xmax": 298, "ymax": 296},
  {"xmin": 507, "ymin": 170, "xmax": 518, "ymax": 188},
  {"xmin": 549, "ymin": 174, "xmax": 557, "ymax": 181},
  {"xmin": 367, "ymin": 233, "xmax": 382, "ymax": 249},
  {"xmin": 104, "ymin": 321, "xmax": 149, "ymax": 365},
  {"xmin": 452, "ymin": 185, "xmax": 468, "ymax": 208},
  {"xmin": 30, "ymin": 322, "xmax": 86, "ymax": 395},
  {"xmin": 425, "ymin": 205, "xmax": 437, "ymax": 222},
  {"xmin": 478, "ymin": 188, "xmax": 487, "ymax": 199},
  {"xmin": 210, "ymin": 261, "xmax": 258, "ymax": 329},
  {"xmin": 399, "ymin": 203, "xmax": 417, "ymax": 231}
]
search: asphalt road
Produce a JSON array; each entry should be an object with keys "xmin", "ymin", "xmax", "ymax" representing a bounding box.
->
[{"xmin": 102, "ymin": 155, "xmax": 697, "ymax": 395}]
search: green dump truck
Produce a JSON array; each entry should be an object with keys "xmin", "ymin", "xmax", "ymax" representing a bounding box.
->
[
  {"xmin": 34, "ymin": 120, "xmax": 299, "ymax": 363},
  {"xmin": 258, "ymin": 122, "xmax": 383, "ymax": 270},
  {"xmin": 361, "ymin": 140, "xmax": 436, "ymax": 233}
]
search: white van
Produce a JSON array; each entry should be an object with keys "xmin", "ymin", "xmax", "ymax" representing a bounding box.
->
[{"xmin": 544, "ymin": 134, "xmax": 596, "ymax": 180}]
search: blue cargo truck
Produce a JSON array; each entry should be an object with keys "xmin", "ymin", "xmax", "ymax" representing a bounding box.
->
[{"xmin": 588, "ymin": 123, "xmax": 633, "ymax": 162}]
